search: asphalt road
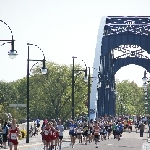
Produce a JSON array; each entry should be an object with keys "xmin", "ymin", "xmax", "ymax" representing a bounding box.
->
[{"xmin": 1, "ymin": 126, "xmax": 150, "ymax": 150}]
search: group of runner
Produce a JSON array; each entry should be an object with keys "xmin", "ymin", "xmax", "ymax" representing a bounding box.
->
[
  {"xmin": 69, "ymin": 117, "xmax": 139, "ymax": 148},
  {"xmin": 40, "ymin": 117, "xmax": 145, "ymax": 149},
  {"xmin": 40, "ymin": 119, "xmax": 64, "ymax": 150},
  {"xmin": 68, "ymin": 119, "xmax": 126, "ymax": 148},
  {"xmin": 1, "ymin": 116, "xmax": 142, "ymax": 150},
  {"xmin": 0, "ymin": 118, "xmax": 65, "ymax": 150}
]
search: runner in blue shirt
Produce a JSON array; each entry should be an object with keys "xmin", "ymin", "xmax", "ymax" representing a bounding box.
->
[
  {"xmin": 69, "ymin": 121, "xmax": 77, "ymax": 148},
  {"xmin": 115, "ymin": 122, "xmax": 123, "ymax": 141}
]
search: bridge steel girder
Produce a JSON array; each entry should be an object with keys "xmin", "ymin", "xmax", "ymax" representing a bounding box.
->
[
  {"xmin": 101, "ymin": 33, "xmax": 150, "ymax": 56},
  {"xmin": 95, "ymin": 16, "xmax": 150, "ymax": 118},
  {"xmin": 113, "ymin": 57, "xmax": 150, "ymax": 74},
  {"xmin": 98, "ymin": 33, "xmax": 150, "ymax": 116}
]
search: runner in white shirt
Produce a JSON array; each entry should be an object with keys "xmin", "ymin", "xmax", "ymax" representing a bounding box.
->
[{"xmin": 57, "ymin": 120, "xmax": 64, "ymax": 150}]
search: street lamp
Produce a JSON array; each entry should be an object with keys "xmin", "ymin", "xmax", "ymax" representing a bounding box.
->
[
  {"xmin": 0, "ymin": 20, "xmax": 18, "ymax": 58},
  {"xmin": 84, "ymin": 67, "xmax": 100, "ymax": 124},
  {"xmin": 120, "ymin": 102, "xmax": 123, "ymax": 116},
  {"xmin": 26, "ymin": 43, "xmax": 47, "ymax": 143},
  {"xmin": 142, "ymin": 70, "xmax": 149, "ymax": 115},
  {"xmin": 72, "ymin": 56, "xmax": 87, "ymax": 120}
]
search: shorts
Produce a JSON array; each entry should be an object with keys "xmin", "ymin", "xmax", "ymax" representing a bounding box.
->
[
  {"xmin": 113, "ymin": 130, "xmax": 116, "ymax": 135},
  {"xmin": 116, "ymin": 131, "xmax": 120, "ymax": 135},
  {"xmin": 77, "ymin": 133, "xmax": 82, "ymax": 135},
  {"xmin": 126, "ymin": 125, "xmax": 129, "ymax": 128},
  {"xmin": 37, "ymin": 124, "xmax": 40, "ymax": 128},
  {"xmin": 9, "ymin": 139, "xmax": 18, "ymax": 145},
  {"xmin": 51, "ymin": 135, "xmax": 56, "ymax": 140},
  {"xmin": 107, "ymin": 129, "xmax": 112, "ymax": 133},
  {"xmin": 59, "ymin": 136, "xmax": 63, "ymax": 140},
  {"xmin": 83, "ymin": 132, "xmax": 88, "ymax": 137},
  {"xmin": 3, "ymin": 134, "xmax": 7, "ymax": 142},
  {"xmin": 69, "ymin": 133, "xmax": 76, "ymax": 137},
  {"xmin": 94, "ymin": 135, "xmax": 99, "ymax": 139}
]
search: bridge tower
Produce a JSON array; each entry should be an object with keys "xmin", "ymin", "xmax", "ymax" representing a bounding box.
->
[{"xmin": 90, "ymin": 16, "xmax": 150, "ymax": 119}]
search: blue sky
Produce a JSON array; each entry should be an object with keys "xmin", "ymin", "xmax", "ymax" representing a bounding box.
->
[{"xmin": 0, "ymin": 0, "xmax": 150, "ymax": 86}]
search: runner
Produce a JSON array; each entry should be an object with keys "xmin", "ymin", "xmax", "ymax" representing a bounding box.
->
[
  {"xmin": 94, "ymin": 121, "xmax": 100, "ymax": 148},
  {"xmin": 57, "ymin": 120, "xmax": 64, "ymax": 150},
  {"xmin": 76, "ymin": 124, "xmax": 82, "ymax": 143},
  {"xmin": 43, "ymin": 122, "xmax": 51, "ymax": 150},
  {"xmin": 41, "ymin": 121, "xmax": 46, "ymax": 150},
  {"xmin": 53, "ymin": 121, "xmax": 59, "ymax": 150},
  {"xmin": 135, "ymin": 121, "xmax": 139, "ymax": 133},
  {"xmin": 8, "ymin": 119, "xmax": 20, "ymax": 150},
  {"xmin": 82, "ymin": 122, "xmax": 89, "ymax": 145},
  {"xmin": 115, "ymin": 122, "xmax": 123, "ymax": 141},
  {"xmin": 69, "ymin": 120, "xmax": 76, "ymax": 148}
]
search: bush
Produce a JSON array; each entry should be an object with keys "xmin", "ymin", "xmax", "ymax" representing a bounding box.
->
[
  {"xmin": 19, "ymin": 134, "xmax": 22, "ymax": 140},
  {"xmin": 20, "ymin": 130, "xmax": 26, "ymax": 138}
]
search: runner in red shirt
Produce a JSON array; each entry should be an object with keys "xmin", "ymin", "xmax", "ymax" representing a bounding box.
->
[
  {"xmin": 43, "ymin": 122, "xmax": 51, "ymax": 150},
  {"xmin": 53, "ymin": 121, "xmax": 59, "ymax": 150},
  {"xmin": 8, "ymin": 119, "xmax": 20, "ymax": 150},
  {"xmin": 49, "ymin": 122, "xmax": 56, "ymax": 150}
]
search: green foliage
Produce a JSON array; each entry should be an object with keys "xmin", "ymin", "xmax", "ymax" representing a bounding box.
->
[
  {"xmin": 2, "ymin": 62, "xmax": 147, "ymax": 120},
  {"xmin": 28, "ymin": 62, "xmax": 88, "ymax": 121},
  {"xmin": 0, "ymin": 62, "xmax": 88, "ymax": 122},
  {"xmin": 116, "ymin": 80, "xmax": 145, "ymax": 116}
]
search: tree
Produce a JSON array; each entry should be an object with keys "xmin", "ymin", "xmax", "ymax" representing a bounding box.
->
[
  {"xmin": 116, "ymin": 80, "xmax": 144, "ymax": 116},
  {"xmin": 25, "ymin": 61, "xmax": 88, "ymax": 121}
]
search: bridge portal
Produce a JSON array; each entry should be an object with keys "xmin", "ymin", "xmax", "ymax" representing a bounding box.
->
[{"xmin": 90, "ymin": 16, "xmax": 150, "ymax": 119}]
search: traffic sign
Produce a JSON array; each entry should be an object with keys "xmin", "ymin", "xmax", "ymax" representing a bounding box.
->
[{"xmin": 9, "ymin": 104, "xmax": 26, "ymax": 107}]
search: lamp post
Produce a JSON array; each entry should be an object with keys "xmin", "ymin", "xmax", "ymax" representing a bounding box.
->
[
  {"xmin": 142, "ymin": 70, "xmax": 149, "ymax": 114},
  {"xmin": 105, "ymin": 80, "xmax": 110, "ymax": 116},
  {"xmin": 0, "ymin": 20, "xmax": 18, "ymax": 58},
  {"xmin": 120, "ymin": 102, "xmax": 123, "ymax": 116},
  {"xmin": 85, "ymin": 67, "xmax": 91, "ymax": 124},
  {"xmin": 26, "ymin": 43, "xmax": 47, "ymax": 143},
  {"xmin": 84, "ymin": 67, "xmax": 101, "ymax": 123},
  {"xmin": 83, "ymin": 67, "xmax": 91, "ymax": 124},
  {"xmin": 97, "ymin": 81, "xmax": 101, "ymax": 118},
  {"xmin": 72, "ymin": 56, "xmax": 87, "ymax": 120}
]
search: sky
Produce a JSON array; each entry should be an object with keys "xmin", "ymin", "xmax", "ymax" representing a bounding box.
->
[{"xmin": 0, "ymin": 0, "xmax": 150, "ymax": 87}]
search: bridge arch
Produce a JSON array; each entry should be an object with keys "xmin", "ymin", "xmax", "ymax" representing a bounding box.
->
[
  {"xmin": 101, "ymin": 33, "xmax": 150, "ymax": 56},
  {"xmin": 90, "ymin": 16, "xmax": 150, "ymax": 120},
  {"xmin": 113, "ymin": 57, "xmax": 150, "ymax": 75}
]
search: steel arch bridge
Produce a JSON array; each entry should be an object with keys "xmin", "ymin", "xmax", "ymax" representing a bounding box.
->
[{"xmin": 90, "ymin": 16, "xmax": 150, "ymax": 120}]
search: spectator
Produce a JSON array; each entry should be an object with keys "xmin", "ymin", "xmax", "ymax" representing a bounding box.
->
[{"xmin": 2, "ymin": 122, "xmax": 9, "ymax": 149}]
